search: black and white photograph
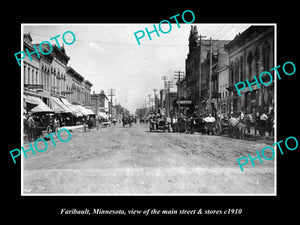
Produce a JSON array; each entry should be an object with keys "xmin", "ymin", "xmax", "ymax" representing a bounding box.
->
[
  {"xmin": 4, "ymin": 3, "xmax": 300, "ymax": 221},
  {"xmin": 21, "ymin": 23, "xmax": 276, "ymax": 195}
]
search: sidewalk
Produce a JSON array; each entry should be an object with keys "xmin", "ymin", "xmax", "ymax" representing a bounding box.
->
[
  {"xmin": 244, "ymin": 126, "xmax": 274, "ymax": 142},
  {"xmin": 60, "ymin": 124, "xmax": 84, "ymax": 131}
]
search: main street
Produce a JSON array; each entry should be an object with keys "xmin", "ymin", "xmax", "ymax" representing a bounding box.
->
[{"xmin": 23, "ymin": 123, "xmax": 275, "ymax": 194}]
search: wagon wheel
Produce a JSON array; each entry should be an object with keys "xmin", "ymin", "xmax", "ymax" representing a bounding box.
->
[
  {"xmin": 214, "ymin": 122, "xmax": 220, "ymax": 136},
  {"xmin": 46, "ymin": 125, "xmax": 52, "ymax": 135},
  {"xmin": 228, "ymin": 127, "xmax": 233, "ymax": 138}
]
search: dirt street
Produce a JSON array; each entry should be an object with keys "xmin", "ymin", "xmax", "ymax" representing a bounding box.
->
[{"xmin": 23, "ymin": 123, "xmax": 275, "ymax": 194}]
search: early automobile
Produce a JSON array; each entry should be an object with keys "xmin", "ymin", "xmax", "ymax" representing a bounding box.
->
[{"xmin": 149, "ymin": 117, "xmax": 171, "ymax": 132}]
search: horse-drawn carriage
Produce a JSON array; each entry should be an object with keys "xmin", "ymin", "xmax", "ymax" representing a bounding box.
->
[
  {"xmin": 139, "ymin": 117, "xmax": 148, "ymax": 124},
  {"xmin": 24, "ymin": 116, "xmax": 57, "ymax": 142},
  {"xmin": 216, "ymin": 115, "xmax": 252, "ymax": 139},
  {"xmin": 122, "ymin": 116, "xmax": 133, "ymax": 127}
]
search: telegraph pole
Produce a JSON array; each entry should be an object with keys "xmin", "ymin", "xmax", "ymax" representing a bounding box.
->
[
  {"xmin": 161, "ymin": 76, "xmax": 167, "ymax": 109},
  {"xmin": 174, "ymin": 71, "xmax": 184, "ymax": 116},
  {"xmin": 165, "ymin": 80, "xmax": 173, "ymax": 117},
  {"xmin": 209, "ymin": 37, "xmax": 213, "ymax": 114},
  {"xmin": 108, "ymin": 88, "xmax": 115, "ymax": 118},
  {"xmin": 198, "ymin": 34, "xmax": 206, "ymax": 114},
  {"xmin": 153, "ymin": 88, "xmax": 157, "ymax": 113},
  {"xmin": 148, "ymin": 94, "xmax": 151, "ymax": 112}
]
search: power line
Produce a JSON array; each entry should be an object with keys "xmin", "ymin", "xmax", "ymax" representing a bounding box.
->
[{"xmin": 28, "ymin": 32, "xmax": 187, "ymax": 48}]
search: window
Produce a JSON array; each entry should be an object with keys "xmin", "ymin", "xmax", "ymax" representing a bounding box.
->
[
  {"xmin": 234, "ymin": 58, "xmax": 239, "ymax": 83},
  {"xmin": 247, "ymin": 51, "xmax": 253, "ymax": 80},
  {"xmin": 32, "ymin": 69, "xmax": 34, "ymax": 84},
  {"xmin": 36, "ymin": 71, "xmax": 38, "ymax": 84},
  {"xmin": 240, "ymin": 56, "xmax": 244, "ymax": 81},
  {"xmin": 262, "ymin": 41, "xmax": 271, "ymax": 71},
  {"xmin": 41, "ymin": 71, "xmax": 43, "ymax": 87},
  {"xmin": 28, "ymin": 68, "xmax": 30, "ymax": 84},
  {"xmin": 254, "ymin": 47, "xmax": 260, "ymax": 76},
  {"xmin": 24, "ymin": 65, "xmax": 26, "ymax": 84},
  {"xmin": 229, "ymin": 62, "xmax": 234, "ymax": 86}
]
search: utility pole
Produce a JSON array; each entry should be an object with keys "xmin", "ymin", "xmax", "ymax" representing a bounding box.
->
[
  {"xmin": 174, "ymin": 71, "xmax": 184, "ymax": 116},
  {"xmin": 198, "ymin": 34, "xmax": 206, "ymax": 114},
  {"xmin": 148, "ymin": 94, "xmax": 151, "ymax": 111},
  {"xmin": 161, "ymin": 76, "xmax": 167, "ymax": 110},
  {"xmin": 108, "ymin": 88, "xmax": 115, "ymax": 118},
  {"xmin": 161, "ymin": 76, "xmax": 167, "ymax": 90},
  {"xmin": 209, "ymin": 37, "xmax": 213, "ymax": 115},
  {"xmin": 153, "ymin": 88, "xmax": 157, "ymax": 113},
  {"xmin": 165, "ymin": 80, "xmax": 173, "ymax": 117}
]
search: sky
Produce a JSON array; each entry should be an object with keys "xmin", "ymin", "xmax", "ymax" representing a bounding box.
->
[{"xmin": 23, "ymin": 23, "xmax": 250, "ymax": 113}]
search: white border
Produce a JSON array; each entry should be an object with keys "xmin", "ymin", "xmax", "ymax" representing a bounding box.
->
[{"xmin": 20, "ymin": 23, "xmax": 277, "ymax": 196}]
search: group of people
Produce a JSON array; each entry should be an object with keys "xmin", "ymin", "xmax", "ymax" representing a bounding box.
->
[
  {"xmin": 144, "ymin": 109, "xmax": 274, "ymax": 137},
  {"xmin": 23, "ymin": 112, "xmax": 61, "ymax": 141},
  {"xmin": 218, "ymin": 110, "xmax": 274, "ymax": 137},
  {"xmin": 146, "ymin": 112, "xmax": 216, "ymax": 134}
]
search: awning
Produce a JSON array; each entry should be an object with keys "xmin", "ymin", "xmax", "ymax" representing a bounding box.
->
[
  {"xmin": 49, "ymin": 97, "xmax": 72, "ymax": 113},
  {"xmin": 77, "ymin": 105, "xmax": 91, "ymax": 116},
  {"xmin": 23, "ymin": 95, "xmax": 53, "ymax": 113},
  {"xmin": 85, "ymin": 108, "xmax": 95, "ymax": 115},
  {"xmin": 98, "ymin": 112, "xmax": 108, "ymax": 119},
  {"xmin": 72, "ymin": 104, "xmax": 88, "ymax": 116},
  {"xmin": 60, "ymin": 98, "xmax": 83, "ymax": 117}
]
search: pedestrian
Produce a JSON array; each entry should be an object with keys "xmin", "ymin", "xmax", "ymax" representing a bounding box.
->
[
  {"xmin": 260, "ymin": 111, "xmax": 268, "ymax": 137},
  {"xmin": 204, "ymin": 113, "xmax": 216, "ymax": 135},
  {"xmin": 82, "ymin": 117, "xmax": 86, "ymax": 132},
  {"xmin": 254, "ymin": 112, "xmax": 260, "ymax": 135}
]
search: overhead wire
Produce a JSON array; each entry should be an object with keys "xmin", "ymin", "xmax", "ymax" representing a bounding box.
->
[{"xmin": 28, "ymin": 32, "xmax": 187, "ymax": 48}]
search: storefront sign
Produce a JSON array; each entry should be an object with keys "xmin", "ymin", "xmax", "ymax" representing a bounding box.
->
[
  {"xmin": 24, "ymin": 84, "xmax": 43, "ymax": 89},
  {"xmin": 61, "ymin": 91, "xmax": 74, "ymax": 94},
  {"xmin": 176, "ymin": 100, "xmax": 192, "ymax": 105}
]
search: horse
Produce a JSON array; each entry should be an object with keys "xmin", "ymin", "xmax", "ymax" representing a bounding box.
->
[
  {"xmin": 25, "ymin": 118, "xmax": 41, "ymax": 142},
  {"xmin": 216, "ymin": 117, "xmax": 229, "ymax": 136},
  {"xmin": 266, "ymin": 115, "xmax": 274, "ymax": 137},
  {"xmin": 185, "ymin": 117, "xmax": 196, "ymax": 134},
  {"xmin": 194, "ymin": 116, "xmax": 206, "ymax": 134},
  {"xmin": 228, "ymin": 117, "xmax": 247, "ymax": 139}
]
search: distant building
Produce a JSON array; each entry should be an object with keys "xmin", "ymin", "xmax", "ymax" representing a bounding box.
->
[
  {"xmin": 65, "ymin": 66, "xmax": 93, "ymax": 106},
  {"xmin": 90, "ymin": 90, "xmax": 109, "ymax": 115}
]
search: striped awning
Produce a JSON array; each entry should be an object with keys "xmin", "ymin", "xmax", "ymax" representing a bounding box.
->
[
  {"xmin": 73, "ymin": 104, "xmax": 89, "ymax": 116},
  {"xmin": 49, "ymin": 96, "xmax": 72, "ymax": 113},
  {"xmin": 23, "ymin": 95, "xmax": 53, "ymax": 113},
  {"xmin": 60, "ymin": 98, "xmax": 83, "ymax": 117},
  {"xmin": 85, "ymin": 108, "xmax": 95, "ymax": 115}
]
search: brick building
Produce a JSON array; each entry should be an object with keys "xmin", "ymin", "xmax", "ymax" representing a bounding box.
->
[
  {"xmin": 225, "ymin": 25, "xmax": 275, "ymax": 115},
  {"xmin": 180, "ymin": 25, "xmax": 230, "ymax": 117}
]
